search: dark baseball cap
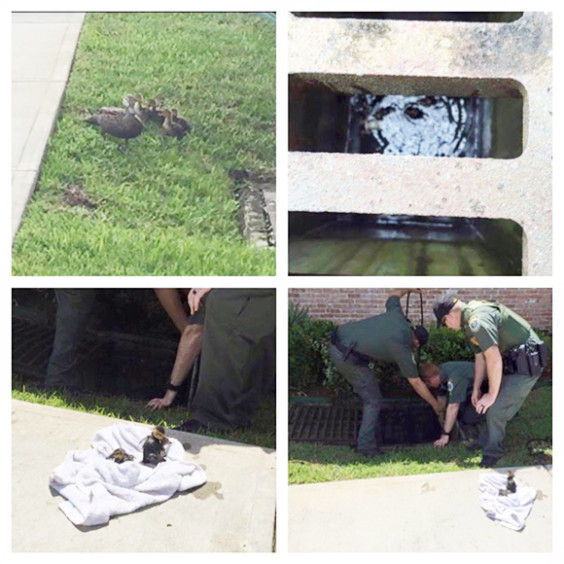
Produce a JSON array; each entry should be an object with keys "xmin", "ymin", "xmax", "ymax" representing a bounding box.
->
[
  {"xmin": 433, "ymin": 295, "xmax": 458, "ymax": 327},
  {"xmin": 412, "ymin": 325, "xmax": 429, "ymax": 347}
]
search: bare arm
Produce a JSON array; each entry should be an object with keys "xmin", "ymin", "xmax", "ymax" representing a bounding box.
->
[
  {"xmin": 146, "ymin": 324, "xmax": 203, "ymax": 410},
  {"xmin": 475, "ymin": 345, "xmax": 503, "ymax": 414},
  {"xmin": 434, "ymin": 403, "xmax": 460, "ymax": 447},
  {"xmin": 408, "ymin": 377, "xmax": 442, "ymax": 415},
  {"xmin": 471, "ymin": 353, "xmax": 487, "ymax": 407},
  {"xmin": 154, "ymin": 289, "xmax": 188, "ymax": 333}
]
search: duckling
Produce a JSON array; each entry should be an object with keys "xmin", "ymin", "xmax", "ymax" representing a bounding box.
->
[
  {"xmin": 85, "ymin": 101, "xmax": 144, "ymax": 141},
  {"xmin": 96, "ymin": 94, "xmax": 137, "ymax": 115},
  {"xmin": 135, "ymin": 98, "xmax": 163, "ymax": 125},
  {"xmin": 162, "ymin": 109, "xmax": 188, "ymax": 140},
  {"xmin": 171, "ymin": 109, "xmax": 191, "ymax": 134},
  {"xmin": 142, "ymin": 426, "xmax": 170, "ymax": 466},
  {"xmin": 107, "ymin": 448, "xmax": 134, "ymax": 464}
]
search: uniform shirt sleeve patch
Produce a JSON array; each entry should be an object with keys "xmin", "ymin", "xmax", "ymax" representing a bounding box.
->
[
  {"xmin": 447, "ymin": 380, "xmax": 454, "ymax": 392},
  {"xmin": 469, "ymin": 316, "xmax": 481, "ymax": 333}
]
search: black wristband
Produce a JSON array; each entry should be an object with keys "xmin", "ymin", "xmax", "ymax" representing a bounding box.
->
[
  {"xmin": 167, "ymin": 383, "xmax": 182, "ymax": 392},
  {"xmin": 441, "ymin": 429, "xmax": 451, "ymax": 437}
]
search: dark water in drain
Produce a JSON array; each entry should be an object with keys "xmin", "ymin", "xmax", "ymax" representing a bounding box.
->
[
  {"xmin": 380, "ymin": 405, "xmax": 442, "ymax": 445},
  {"xmin": 289, "ymin": 215, "xmax": 521, "ymax": 276}
]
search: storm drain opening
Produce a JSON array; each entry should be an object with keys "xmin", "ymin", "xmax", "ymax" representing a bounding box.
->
[
  {"xmin": 12, "ymin": 311, "xmax": 184, "ymax": 400},
  {"xmin": 289, "ymin": 212, "xmax": 523, "ymax": 276},
  {"xmin": 12, "ymin": 316, "xmax": 102, "ymax": 382},
  {"xmin": 289, "ymin": 402, "xmax": 442, "ymax": 446},
  {"xmin": 289, "ymin": 75, "xmax": 524, "ymax": 158},
  {"xmin": 230, "ymin": 169, "xmax": 276, "ymax": 248},
  {"xmin": 291, "ymin": 13, "xmax": 523, "ymax": 23}
]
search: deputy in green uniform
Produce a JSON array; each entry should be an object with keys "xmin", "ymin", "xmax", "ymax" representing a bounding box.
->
[
  {"xmin": 177, "ymin": 288, "xmax": 276, "ymax": 431},
  {"xmin": 420, "ymin": 361, "xmax": 483, "ymax": 448},
  {"xmin": 433, "ymin": 295, "xmax": 547, "ymax": 467},
  {"xmin": 330, "ymin": 289, "xmax": 442, "ymax": 458}
]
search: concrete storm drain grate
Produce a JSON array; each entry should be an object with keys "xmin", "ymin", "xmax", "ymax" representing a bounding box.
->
[
  {"xmin": 230, "ymin": 170, "xmax": 275, "ymax": 248},
  {"xmin": 290, "ymin": 402, "xmax": 442, "ymax": 446}
]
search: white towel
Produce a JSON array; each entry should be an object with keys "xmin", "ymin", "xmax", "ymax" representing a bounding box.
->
[
  {"xmin": 49, "ymin": 423, "xmax": 207, "ymax": 526},
  {"xmin": 478, "ymin": 472, "xmax": 536, "ymax": 531}
]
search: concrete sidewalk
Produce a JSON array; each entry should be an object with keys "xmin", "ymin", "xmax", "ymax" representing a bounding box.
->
[
  {"xmin": 12, "ymin": 12, "xmax": 84, "ymax": 239},
  {"xmin": 12, "ymin": 400, "xmax": 276, "ymax": 552},
  {"xmin": 289, "ymin": 465, "xmax": 552, "ymax": 552}
]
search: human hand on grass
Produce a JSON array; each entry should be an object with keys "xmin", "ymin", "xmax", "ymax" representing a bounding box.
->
[
  {"xmin": 146, "ymin": 390, "xmax": 176, "ymax": 410},
  {"xmin": 434, "ymin": 434, "xmax": 450, "ymax": 448}
]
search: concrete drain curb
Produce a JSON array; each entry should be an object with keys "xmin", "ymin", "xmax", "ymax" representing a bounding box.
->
[
  {"xmin": 231, "ymin": 171, "xmax": 275, "ymax": 248},
  {"xmin": 288, "ymin": 12, "xmax": 552, "ymax": 275}
]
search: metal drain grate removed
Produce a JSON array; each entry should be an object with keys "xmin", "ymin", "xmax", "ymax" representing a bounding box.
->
[{"xmin": 290, "ymin": 402, "xmax": 442, "ymax": 445}]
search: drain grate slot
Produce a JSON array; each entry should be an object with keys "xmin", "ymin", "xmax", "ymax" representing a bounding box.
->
[
  {"xmin": 290, "ymin": 402, "xmax": 442, "ymax": 445},
  {"xmin": 12, "ymin": 317, "xmax": 104, "ymax": 382},
  {"xmin": 12, "ymin": 314, "xmax": 180, "ymax": 398},
  {"xmin": 290, "ymin": 404, "xmax": 361, "ymax": 444}
]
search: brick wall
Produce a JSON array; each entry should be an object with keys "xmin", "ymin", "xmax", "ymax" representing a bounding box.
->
[{"xmin": 288, "ymin": 288, "xmax": 552, "ymax": 331}]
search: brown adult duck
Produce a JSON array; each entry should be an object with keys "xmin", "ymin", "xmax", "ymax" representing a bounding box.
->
[
  {"xmin": 85, "ymin": 101, "xmax": 144, "ymax": 141},
  {"xmin": 162, "ymin": 109, "xmax": 189, "ymax": 139}
]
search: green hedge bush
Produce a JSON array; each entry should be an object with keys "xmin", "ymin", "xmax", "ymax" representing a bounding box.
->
[
  {"xmin": 288, "ymin": 302, "xmax": 337, "ymax": 393},
  {"xmin": 288, "ymin": 306, "xmax": 553, "ymax": 396}
]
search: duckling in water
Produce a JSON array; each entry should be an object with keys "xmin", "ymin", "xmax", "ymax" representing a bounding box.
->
[
  {"xmin": 162, "ymin": 109, "xmax": 189, "ymax": 140},
  {"xmin": 85, "ymin": 100, "xmax": 144, "ymax": 141},
  {"xmin": 142, "ymin": 426, "xmax": 170, "ymax": 466}
]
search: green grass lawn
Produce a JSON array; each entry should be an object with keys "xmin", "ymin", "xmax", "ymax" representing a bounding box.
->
[
  {"xmin": 13, "ymin": 13, "xmax": 275, "ymax": 275},
  {"xmin": 289, "ymin": 386, "xmax": 552, "ymax": 484},
  {"xmin": 12, "ymin": 383, "xmax": 276, "ymax": 450}
]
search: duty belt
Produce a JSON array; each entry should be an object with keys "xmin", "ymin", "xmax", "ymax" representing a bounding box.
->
[
  {"xmin": 502, "ymin": 341, "xmax": 548, "ymax": 377},
  {"xmin": 330, "ymin": 331, "xmax": 376, "ymax": 369}
]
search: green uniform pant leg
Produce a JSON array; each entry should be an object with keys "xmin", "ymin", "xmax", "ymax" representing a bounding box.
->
[
  {"xmin": 329, "ymin": 344, "xmax": 383, "ymax": 452},
  {"xmin": 459, "ymin": 400, "xmax": 484, "ymax": 426},
  {"xmin": 480, "ymin": 373, "xmax": 540, "ymax": 459},
  {"xmin": 191, "ymin": 289, "xmax": 276, "ymax": 428},
  {"xmin": 46, "ymin": 289, "xmax": 96, "ymax": 390}
]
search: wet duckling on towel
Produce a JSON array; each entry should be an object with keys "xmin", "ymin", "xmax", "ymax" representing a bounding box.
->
[{"xmin": 142, "ymin": 426, "xmax": 170, "ymax": 466}]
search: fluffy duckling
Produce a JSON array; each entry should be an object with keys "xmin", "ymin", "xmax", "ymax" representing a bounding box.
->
[
  {"xmin": 162, "ymin": 109, "xmax": 188, "ymax": 139},
  {"xmin": 107, "ymin": 448, "xmax": 134, "ymax": 464},
  {"xmin": 144, "ymin": 99, "xmax": 166, "ymax": 125},
  {"xmin": 96, "ymin": 94, "xmax": 137, "ymax": 115},
  {"xmin": 171, "ymin": 109, "xmax": 191, "ymax": 134},
  {"xmin": 142, "ymin": 426, "xmax": 170, "ymax": 466}
]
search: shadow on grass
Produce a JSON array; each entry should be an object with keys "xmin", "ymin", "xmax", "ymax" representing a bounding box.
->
[{"xmin": 12, "ymin": 382, "xmax": 276, "ymax": 450}]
